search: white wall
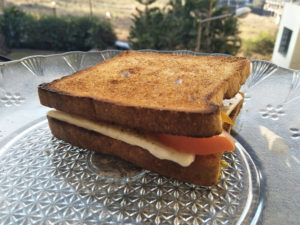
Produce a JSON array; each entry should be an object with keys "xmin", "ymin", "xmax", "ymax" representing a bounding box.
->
[{"xmin": 272, "ymin": 3, "xmax": 300, "ymax": 69}]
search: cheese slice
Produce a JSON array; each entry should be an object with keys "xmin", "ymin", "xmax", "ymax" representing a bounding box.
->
[
  {"xmin": 222, "ymin": 93, "xmax": 243, "ymax": 115},
  {"xmin": 47, "ymin": 93, "xmax": 243, "ymax": 167},
  {"xmin": 47, "ymin": 110, "xmax": 195, "ymax": 167}
]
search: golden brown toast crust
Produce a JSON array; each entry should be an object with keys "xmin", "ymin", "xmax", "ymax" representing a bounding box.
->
[
  {"xmin": 46, "ymin": 96, "xmax": 244, "ymax": 186},
  {"xmin": 39, "ymin": 51, "xmax": 250, "ymax": 137}
]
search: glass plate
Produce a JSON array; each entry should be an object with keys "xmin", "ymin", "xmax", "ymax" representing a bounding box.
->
[{"xmin": 0, "ymin": 50, "xmax": 299, "ymax": 225}]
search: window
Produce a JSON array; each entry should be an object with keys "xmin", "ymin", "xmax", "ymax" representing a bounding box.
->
[{"xmin": 279, "ymin": 27, "xmax": 293, "ymax": 56}]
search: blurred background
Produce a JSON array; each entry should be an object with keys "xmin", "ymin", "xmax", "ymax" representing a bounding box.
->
[{"xmin": 0, "ymin": 0, "xmax": 298, "ymax": 65}]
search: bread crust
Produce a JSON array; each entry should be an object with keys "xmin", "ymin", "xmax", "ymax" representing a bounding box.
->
[
  {"xmin": 46, "ymin": 95, "xmax": 244, "ymax": 186},
  {"xmin": 39, "ymin": 84, "xmax": 221, "ymax": 137},
  {"xmin": 48, "ymin": 117, "xmax": 223, "ymax": 186},
  {"xmin": 39, "ymin": 51, "xmax": 250, "ymax": 137}
]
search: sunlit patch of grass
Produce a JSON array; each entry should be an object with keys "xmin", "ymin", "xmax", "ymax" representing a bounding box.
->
[{"xmin": 240, "ymin": 30, "xmax": 277, "ymax": 60}]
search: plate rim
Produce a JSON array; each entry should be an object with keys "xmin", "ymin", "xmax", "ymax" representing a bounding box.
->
[{"xmin": 1, "ymin": 49, "xmax": 299, "ymax": 73}]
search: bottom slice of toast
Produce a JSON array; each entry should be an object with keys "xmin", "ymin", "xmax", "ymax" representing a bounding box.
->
[{"xmin": 48, "ymin": 117, "xmax": 223, "ymax": 186}]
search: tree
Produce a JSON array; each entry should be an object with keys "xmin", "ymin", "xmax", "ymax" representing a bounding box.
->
[
  {"xmin": 129, "ymin": 0, "xmax": 167, "ymax": 49},
  {"xmin": 129, "ymin": 0, "xmax": 241, "ymax": 55}
]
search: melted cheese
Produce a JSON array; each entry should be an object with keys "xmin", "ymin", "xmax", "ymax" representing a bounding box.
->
[
  {"xmin": 222, "ymin": 93, "xmax": 243, "ymax": 115},
  {"xmin": 47, "ymin": 110, "xmax": 195, "ymax": 167}
]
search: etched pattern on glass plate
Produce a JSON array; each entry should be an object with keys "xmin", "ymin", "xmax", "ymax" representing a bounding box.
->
[
  {"xmin": 21, "ymin": 57, "xmax": 46, "ymax": 76},
  {"xmin": 63, "ymin": 53, "xmax": 84, "ymax": 73},
  {"xmin": 246, "ymin": 60, "xmax": 278, "ymax": 89},
  {"xmin": 0, "ymin": 122, "xmax": 257, "ymax": 225}
]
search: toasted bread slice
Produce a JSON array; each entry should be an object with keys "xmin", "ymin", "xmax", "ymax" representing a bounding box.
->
[
  {"xmin": 39, "ymin": 51, "xmax": 250, "ymax": 137},
  {"xmin": 47, "ymin": 96, "xmax": 244, "ymax": 186}
]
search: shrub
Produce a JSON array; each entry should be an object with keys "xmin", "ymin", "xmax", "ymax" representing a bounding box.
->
[
  {"xmin": 0, "ymin": 6, "xmax": 117, "ymax": 51},
  {"xmin": 86, "ymin": 19, "xmax": 117, "ymax": 50},
  {"xmin": 0, "ymin": 6, "xmax": 36, "ymax": 48}
]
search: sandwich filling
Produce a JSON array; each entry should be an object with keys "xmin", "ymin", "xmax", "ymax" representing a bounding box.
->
[
  {"xmin": 48, "ymin": 110, "xmax": 195, "ymax": 167},
  {"xmin": 48, "ymin": 93, "xmax": 242, "ymax": 167}
]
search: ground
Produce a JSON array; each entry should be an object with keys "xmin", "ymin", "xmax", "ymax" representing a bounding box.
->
[
  {"xmin": 4, "ymin": 0, "xmax": 278, "ymax": 61},
  {"xmin": 237, "ymin": 13, "xmax": 278, "ymax": 60}
]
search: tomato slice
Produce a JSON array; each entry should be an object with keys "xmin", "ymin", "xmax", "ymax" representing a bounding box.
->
[{"xmin": 152, "ymin": 131, "xmax": 235, "ymax": 155}]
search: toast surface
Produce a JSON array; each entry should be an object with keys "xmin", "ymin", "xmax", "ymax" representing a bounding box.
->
[{"xmin": 39, "ymin": 51, "xmax": 250, "ymax": 136}]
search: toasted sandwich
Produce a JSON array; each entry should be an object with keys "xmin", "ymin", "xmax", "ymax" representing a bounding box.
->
[{"xmin": 38, "ymin": 51, "xmax": 250, "ymax": 186}]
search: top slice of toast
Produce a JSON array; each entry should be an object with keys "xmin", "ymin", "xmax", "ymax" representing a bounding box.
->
[{"xmin": 39, "ymin": 51, "xmax": 250, "ymax": 137}]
